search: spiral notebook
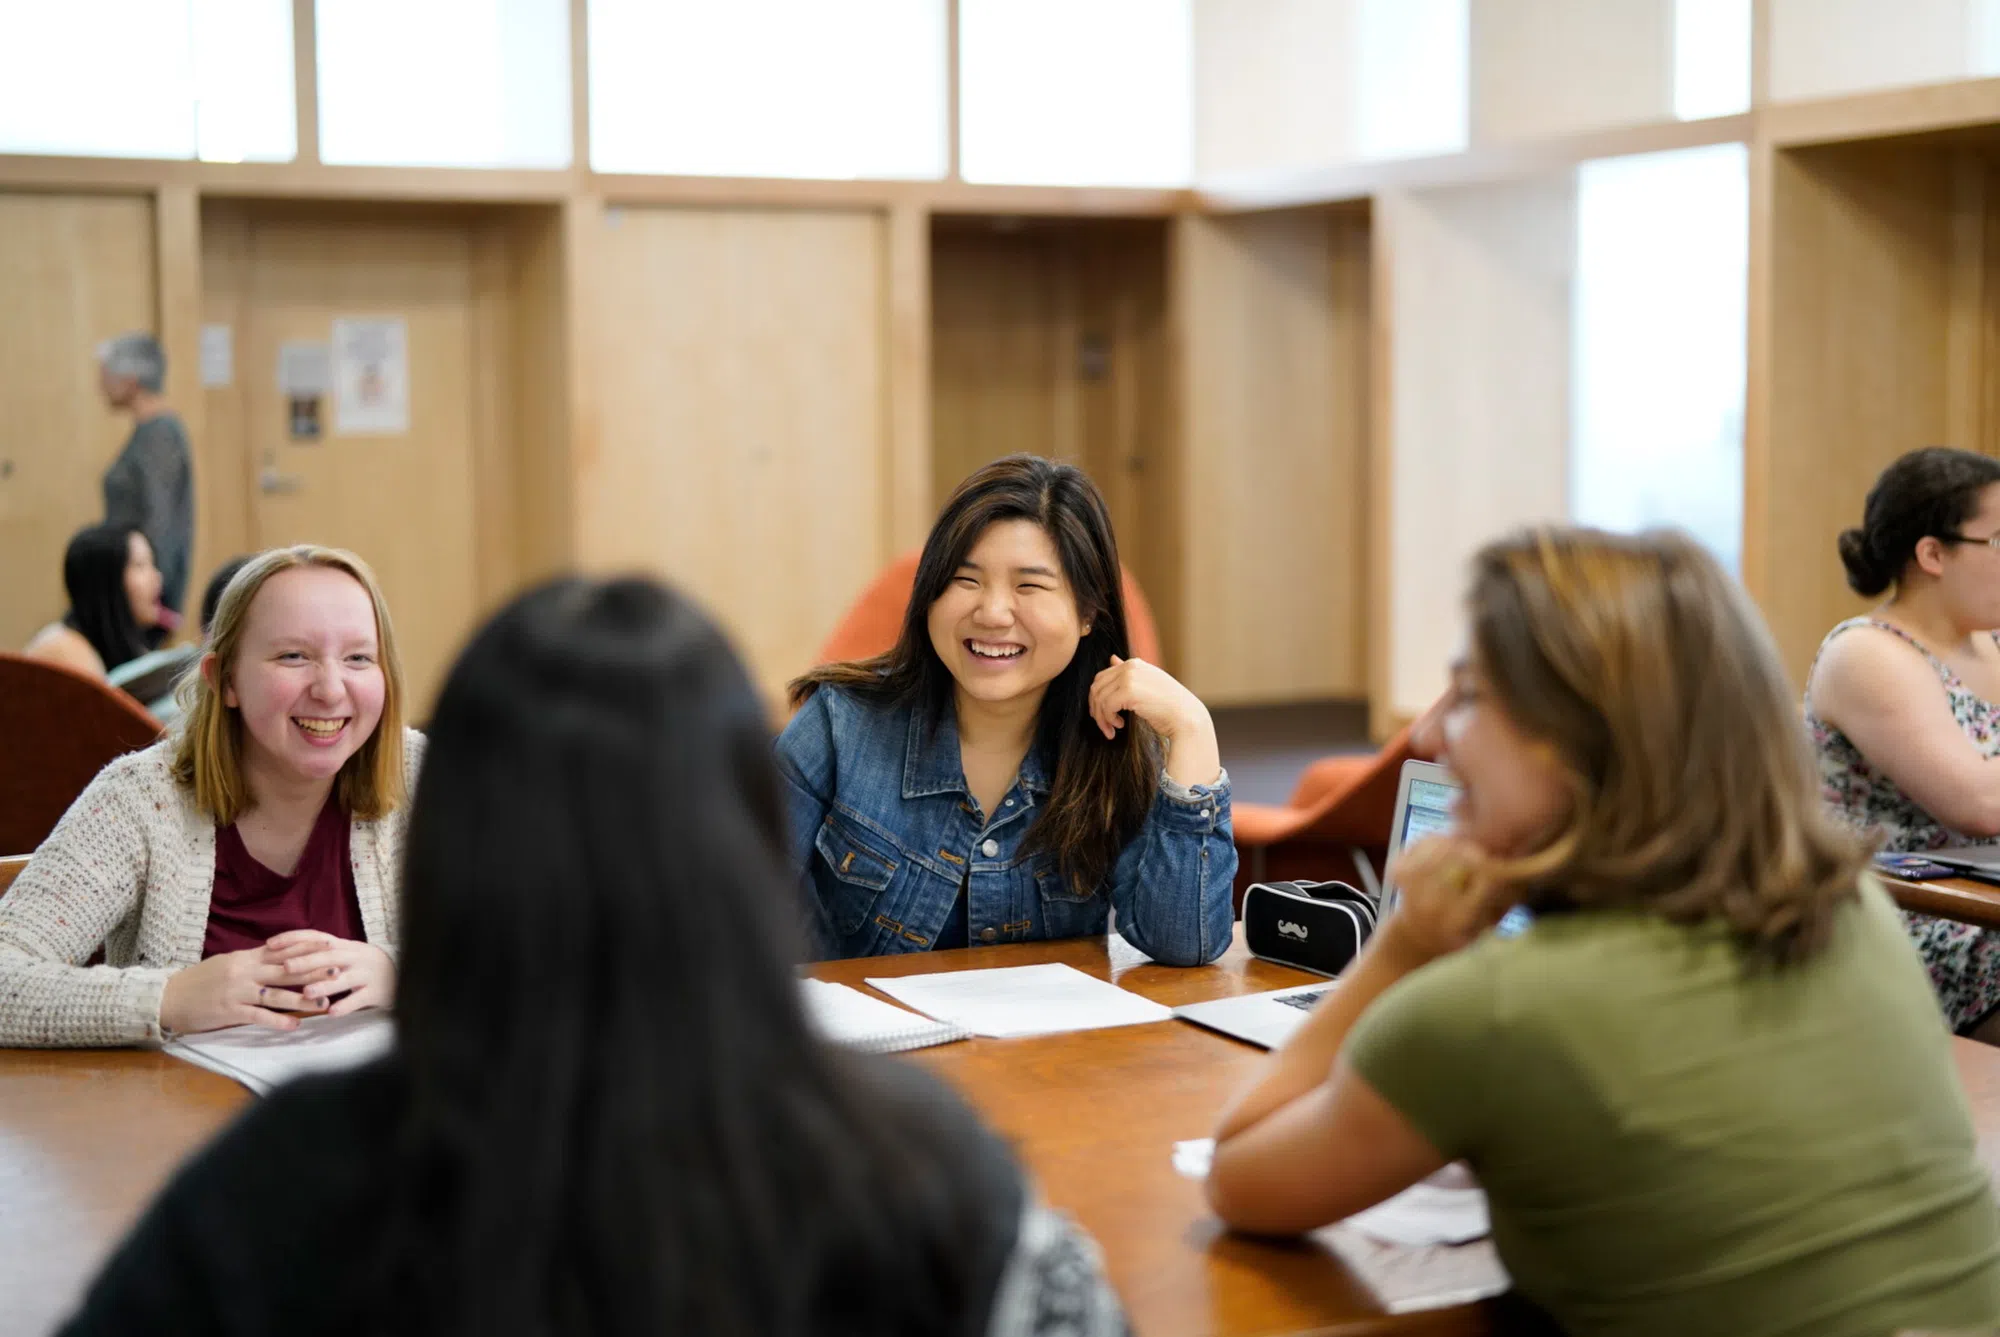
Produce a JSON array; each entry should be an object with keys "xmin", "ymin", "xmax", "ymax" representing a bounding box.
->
[{"xmin": 799, "ymin": 978, "xmax": 971, "ymax": 1054}]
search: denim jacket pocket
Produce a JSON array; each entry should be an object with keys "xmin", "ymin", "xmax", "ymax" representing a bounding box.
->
[
  {"xmin": 1034, "ymin": 861, "xmax": 1108, "ymax": 939},
  {"xmin": 814, "ymin": 813, "xmax": 900, "ymax": 937}
]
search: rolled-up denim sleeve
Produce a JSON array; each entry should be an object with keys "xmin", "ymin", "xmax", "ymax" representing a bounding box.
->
[
  {"xmin": 1105, "ymin": 769, "xmax": 1236, "ymax": 966},
  {"xmin": 773, "ymin": 692, "xmax": 839, "ymax": 960}
]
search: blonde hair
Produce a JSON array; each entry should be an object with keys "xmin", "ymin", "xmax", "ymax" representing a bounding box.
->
[
  {"xmin": 1469, "ymin": 527, "xmax": 1867, "ymax": 964},
  {"xmin": 171, "ymin": 545, "xmax": 407, "ymax": 825}
]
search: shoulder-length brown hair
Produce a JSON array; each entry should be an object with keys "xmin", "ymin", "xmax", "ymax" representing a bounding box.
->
[
  {"xmin": 790, "ymin": 455, "xmax": 1156, "ymax": 893},
  {"xmin": 171, "ymin": 545, "xmax": 408, "ymax": 825},
  {"xmin": 1471, "ymin": 527, "xmax": 1867, "ymax": 964}
]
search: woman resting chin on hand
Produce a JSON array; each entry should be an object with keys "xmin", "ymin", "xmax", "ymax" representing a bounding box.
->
[
  {"xmin": 1207, "ymin": 526, "xmax": 2000, "ymax": 1337},
  {"xmin": 0, "ymin": 545, "xmax": 423, "ymax": 1048}
]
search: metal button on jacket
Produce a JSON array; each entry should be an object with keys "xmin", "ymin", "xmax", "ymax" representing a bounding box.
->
[
  {"xmin": 981, "ymin": 838, "xmax": 999, "ymax": 857},
  {"xmin": 979, "ymin": 927, "xmax": 999, "ymax": 943}
]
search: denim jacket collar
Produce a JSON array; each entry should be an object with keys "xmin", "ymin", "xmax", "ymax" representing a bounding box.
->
[{"xmin": 901, "ymin": 695, "xmax": 1053, "ymax": 801}]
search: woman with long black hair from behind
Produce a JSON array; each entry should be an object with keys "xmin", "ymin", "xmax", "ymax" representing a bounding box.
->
[
  {"xmin": 23, "ymin": 523, "xmax": 163, "ymax": 678},
  {"xmin": 59, "ymin": 576, "xmax": 1127, "ymax": 1337},
  {"xmin": 782, "ymin": 454, "xmax": 1234, "ymax": 964}
]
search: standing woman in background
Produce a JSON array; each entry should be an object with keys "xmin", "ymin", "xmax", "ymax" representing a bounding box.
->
[
  {"xmin": 23, "ymin": 524, "xmax": 163, "ymax": 679},
  {"xmin": 1807, "ymin": 446, "xmax": 2000, "ymax": 1036},
  {"xmin": 60, "ymin": 577, "xmax": 1127, "ymax": 1337},
  {"xmin": 1208, "ymin": 527, "xmax": 2000, "ymax": 1337},
  {"xmin": 779, "ymin": 454, "xmax": 1235, "ymax": 964},
  {"xmin": 96, "ymin": 333, "xmax": 194, "ymax": 624},
  {"xmin": 0, "ymin": 545, "xmax": 417, "ymax": 1046}
]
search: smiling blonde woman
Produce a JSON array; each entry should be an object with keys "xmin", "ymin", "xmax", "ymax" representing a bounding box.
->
[{"xmin": 0, "ymin": 545, "xmax": 422, "ymax": 1047}]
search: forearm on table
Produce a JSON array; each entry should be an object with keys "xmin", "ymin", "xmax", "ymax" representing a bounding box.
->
[{"xmin": 1213, "ymin": 930, "xmax": 1422, "ymax": 1143}]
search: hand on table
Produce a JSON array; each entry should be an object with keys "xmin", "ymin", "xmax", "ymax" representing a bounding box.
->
[
  {"xmin": 262, "ymin": 931, "xmax": 396, "ymax": 1017},
  {"xmin": 158, "ymin": 933, "xmax": 394, "ymax": 1035}
]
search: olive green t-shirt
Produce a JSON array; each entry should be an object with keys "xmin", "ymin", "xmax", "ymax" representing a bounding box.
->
[{"xmin": 1347, "ymin": 879, "xmax": 2000, "ymax": 1337}]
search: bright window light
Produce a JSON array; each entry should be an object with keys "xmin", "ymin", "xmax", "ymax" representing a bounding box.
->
[
  {"xmin": 959, "ymin": 0, "xmax": 1192, "ymax": 187},
  {"xmin": 318, "ymin": 0, "xmax": 571, "ymax": 169},
  {"xmin": 589, "ymin": 0, "xmax": 946, "ymax": 179},
  {"xmin": 1355, "ymin": 0, "xmax": 1468, "ymax": 160},
  {"xmin": 1673, "ymin": 0, "xmax": 1752, "ymax": 119},
  {"xmin": 0, "ymin": 0, "xmax": 293, "ymax": 161},
  {"xmin": 1571, "ymin": 143, "xmax": 1748, "ymax": 572}
]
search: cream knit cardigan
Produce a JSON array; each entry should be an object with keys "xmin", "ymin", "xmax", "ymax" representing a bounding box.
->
[{"xmin": 0, "ymin": 729, "xmax": 425, "ymax": 1048}]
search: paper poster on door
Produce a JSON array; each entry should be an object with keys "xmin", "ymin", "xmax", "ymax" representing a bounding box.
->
[
  {"xmin": 277, "ymin": 340, "xmax": 331, "ymax": 444},
  {"xmin": 331, "ymin": 317, "xmax": 410, "ymax": 436}
]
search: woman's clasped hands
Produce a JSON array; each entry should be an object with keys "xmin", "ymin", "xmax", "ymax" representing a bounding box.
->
[{"xmin": 159, "ymin": 931, "xmax": 394, "ymax": 1036}]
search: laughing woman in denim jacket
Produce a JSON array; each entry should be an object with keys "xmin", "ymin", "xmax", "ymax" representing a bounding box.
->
[{"xmin": 778, "ymin": 454, "xmax": 1236, "ymax": 965}]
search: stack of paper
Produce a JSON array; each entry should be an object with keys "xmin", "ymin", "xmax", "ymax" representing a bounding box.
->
[
  {"xmin": 1171, "ymin": 1139, "xmax": 1508, "ymax": 1313},
  {"xmin": 865, "ymin": 963, "xmax": 1173, "ymax": 1038},
  {"xmin": 799, "ymin": 978, "xmax": 969, "ymax": 1054},
  {"xmin": 164, "ymin": 1010, "xmax": 395, "ymax": 1096}
]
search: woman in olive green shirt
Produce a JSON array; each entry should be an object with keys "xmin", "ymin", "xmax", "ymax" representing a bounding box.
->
[{"xmin": 1208, "ymin": 527, "xmax": 2000, "ymax": 1337}]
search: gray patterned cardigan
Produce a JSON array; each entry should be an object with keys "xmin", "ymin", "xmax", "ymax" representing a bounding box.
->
[{"xmin": 0, "ymin": 731, "xmax": 423, "ymax": 1048}]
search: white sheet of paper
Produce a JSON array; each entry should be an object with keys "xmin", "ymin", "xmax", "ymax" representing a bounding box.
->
[
  {"xmin": 331, "ymin": 315, "xmax": 410, "ymax": 435},
  {"xmin": 199, "ymin": 323, "xmax": 232, "ymax": 387},
  {"xmin": 1171, "ymin": 1139, "xmax": 1489, "ymax": 1246},
  {"xmin": 163, "ymin": 1010, "xmax": 394, "ymax": 1096},
  {"xmin": 864, "ymin": 962, "xmax": 1172, "ymax": 1038}
]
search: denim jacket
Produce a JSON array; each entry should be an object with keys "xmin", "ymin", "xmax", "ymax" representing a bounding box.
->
[{"xmin": 775, "ymin": 685, "xmax": 1236, "ymax": 965}]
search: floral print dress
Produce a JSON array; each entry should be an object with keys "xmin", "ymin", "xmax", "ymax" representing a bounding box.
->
[{"xmin": 1807, "ymin": 617, "xmax": 2000, "ymax": 1031}]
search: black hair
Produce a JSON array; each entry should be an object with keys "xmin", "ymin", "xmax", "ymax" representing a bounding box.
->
[
  {"xmin": 60, "ymin": 524, "xmax": 150, "ymax": 672},
  {"xmin": 380, "ymin": 577, "xmax": 994, "ymax": 1335},
  {"xmin": 198, "ymin": 554, "xmax": 254, "ymax": 635},
  {"xmin": 1839, "ymin": 447, "xmax": 2000, "ymax": 596},
  {"xmin": 790, "ymin": 454, "xmax": 1156, "ymax": 894}
]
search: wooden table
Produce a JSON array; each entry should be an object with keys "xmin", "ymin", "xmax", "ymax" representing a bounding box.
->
[
  {"xmin": 8, "ymin": 932, "xmax": 2000, "ymax": 1337},
  {"xmin": 1881, "ymin": 871, "xmax": 2000, "ymax": 929}
]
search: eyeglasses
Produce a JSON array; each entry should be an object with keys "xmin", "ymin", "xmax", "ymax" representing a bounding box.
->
[{"xmin": 1941, "ymin": 533, "xmax": 2000, "ymax": 550}]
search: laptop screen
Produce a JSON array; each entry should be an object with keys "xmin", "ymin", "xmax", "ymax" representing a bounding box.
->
[{"xmin": 1399, "ymin": 776, "xmax": 1459, "ymax": 854}]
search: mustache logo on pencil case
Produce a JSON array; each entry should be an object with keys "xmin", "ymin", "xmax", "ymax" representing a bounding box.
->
[
  {"xmin": 1277, "ymin": 920, "xmax": 1309, "ymax": 941},
  {"xmin": 1244, "ymin": 881, "xmax": 1380, "ymax": 977}
]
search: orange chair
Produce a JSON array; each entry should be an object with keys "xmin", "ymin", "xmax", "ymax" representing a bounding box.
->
[
  {"xmin": 815, "ymin": 549, "xmax": 1163, "ymax": 666},
  {"xmin": 1229, "ymin": 724, "xmax": 1433, "ymax": 910},
  {"xmin": 0, "ymin": 854, "xmax": 24, "ymax": 896},
  {"xmin": 0, "ymin": 653, "xmax": 162, "ymax": 855}
]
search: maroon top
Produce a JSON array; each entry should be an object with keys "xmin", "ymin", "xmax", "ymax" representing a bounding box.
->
[{"xmin": 202, "ymin": 795, "xmax": 365, "ymax": 958}]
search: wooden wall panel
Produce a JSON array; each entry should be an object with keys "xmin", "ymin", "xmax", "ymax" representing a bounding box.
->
[
  {"xmin": 1470, "ymin": 0, "xmax": 1675, "ymax": 143},
  {"xmin": 1176, "ymin": 207, "xmax": 1371, "ymax": 706},
  {"xmin": 929, "ymin": 220, "xmax": 1178, "ymax": 667},
  {"xmin": 584, "ymin": 206, "xmax": 889, "ymax": 701},
  {"xmin": 1378, "ymin": 177, "xmax": 1575, "ymax": 723},
  {"xmin": 0, "ymin": 193, "xmax": 156, "ymax": 650},
  {"xmin": 1754, "ymin": 142, "xmax": 1962, "ymax": 684}
]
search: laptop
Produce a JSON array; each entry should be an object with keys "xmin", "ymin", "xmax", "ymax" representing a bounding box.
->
[
  {"xmin": 1173, "ymin": 760, "xmax": 1464, "ymax": 1049},
  {"xmin": 1916, "ymin": 845, "xmax": 2000, "ymax": 882}
]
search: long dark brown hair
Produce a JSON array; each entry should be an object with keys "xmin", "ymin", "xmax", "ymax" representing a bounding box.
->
[
  {"xmin": 790, "ymin": 455, "xmax": 1156, "ymax": 893},
  {"xmin": 1470, "ymin": 526, "xmax": 1868, "ymax": 965}
]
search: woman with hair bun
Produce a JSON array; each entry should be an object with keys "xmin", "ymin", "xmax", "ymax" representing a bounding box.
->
[{"xmin": 1808, "ymin": 446, "xmax": 2000, "ymax": 1035}]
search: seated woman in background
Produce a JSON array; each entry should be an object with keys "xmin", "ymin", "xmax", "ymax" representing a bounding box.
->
[
  {"xmin": 0, "ymin": 545, "xmax": 417, "ymax": 1046},
  {"xmin": 779, "ymin": 454, "xmax": 1234, "ymax": 964},
  {"xmin": 59, "ymin": 577, "xmax": 1127, "ymax": 1337},
  {"xmin": 198, "ymin": 552, "xmax": 255, "ymax": 639},
  {"xmin": 1807, "ymin": 446, "xmax": 2000, "ymax": 1035},
  {"xmin": 1206, "ymin": 527, "xmax": 2000, "ymax": 1337},
  {"xmin": 23, "ymin": 524, "xmax": 162, "ymax": 679}
]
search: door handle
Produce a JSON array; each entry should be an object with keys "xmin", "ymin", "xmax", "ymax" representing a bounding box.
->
[{"xmin": 259, "ymin": 466, "xmax": 304, "ymax": 495}]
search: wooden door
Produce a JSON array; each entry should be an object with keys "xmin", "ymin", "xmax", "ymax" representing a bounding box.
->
[
  {"xmin": 0, "ymin": 194, "xmax": 157, "ymax": 649},
  {"xmin": 221, "ymin": 214, "xmax": 480, "ymax": 717}
]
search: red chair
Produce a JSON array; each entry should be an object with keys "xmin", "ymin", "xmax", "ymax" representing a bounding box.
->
[
  {"xmin": 1230, "ymin": 724, "xmax": 1434, "ymax": 910},
  {"xmin": 816, "ymin": 549, "xmax": 1164, "ymax": 666},
  {"xmin": 0, "ymin": 653, "xmax": 162, "ymax": 855}
]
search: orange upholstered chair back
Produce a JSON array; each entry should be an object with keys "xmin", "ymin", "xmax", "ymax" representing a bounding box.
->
[
  {"xmin": 815, "ymin": 549, "xmax": 1163, "ymax": 667},
  {"xmin": 0, "ymin": 653, "xmax": 162, "ymax": 855}
]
